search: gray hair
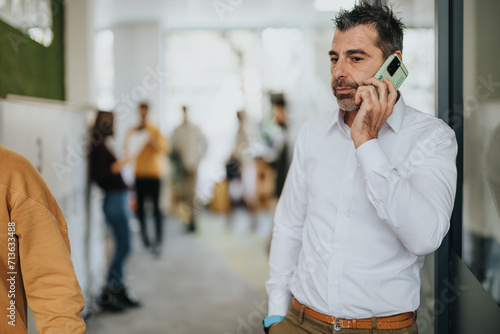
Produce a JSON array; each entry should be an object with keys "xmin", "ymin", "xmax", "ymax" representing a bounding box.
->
[{"xmin": 333, "ymin": 0, "xmax": 405, "ymax": 58}]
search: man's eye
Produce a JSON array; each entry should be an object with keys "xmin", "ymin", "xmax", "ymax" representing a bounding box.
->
[
  {"xmin": 330, "ymin": 58, "xmax": 338, "ymax": 63},
  {"xmin": 352, "ymin": 57, "xmax": 363, "ymax": 62}
]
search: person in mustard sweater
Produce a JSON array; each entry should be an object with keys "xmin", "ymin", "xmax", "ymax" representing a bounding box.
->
[
  {"xmin": 125, "ymin": 102, "xmax": 168, "ymax": 256},
  {"xmin": 0, "ymin": 144, "xmax": 86, "ymax": 333}
]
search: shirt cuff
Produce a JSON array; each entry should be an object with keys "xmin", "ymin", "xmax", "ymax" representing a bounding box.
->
[
  {"xmin": 355, "ymin": 139, "xmax": 391, "ymax": 179},
  {"xmin": 268, "ymin": 291, "xmax": 292, "ymax": 317}
]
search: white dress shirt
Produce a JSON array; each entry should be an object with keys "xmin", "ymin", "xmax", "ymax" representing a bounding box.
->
[
  {"xmin": 171, "ymin": 121, "xmax": 207, "ymax": 172},
  {"xmin": 266, "ymin": 95, "xmax": 457, "ymax": 319}
]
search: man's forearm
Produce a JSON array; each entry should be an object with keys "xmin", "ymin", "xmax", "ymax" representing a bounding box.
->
[
  {"xmin": 356, "ymin": 137, "xmax": 457, "ymax": 256},
  {"xmin": 266, "ymin": 228, "xmax": 302, "ymax": 316}
]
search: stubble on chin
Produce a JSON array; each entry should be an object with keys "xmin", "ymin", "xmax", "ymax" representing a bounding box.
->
[
  {"xmin": 332, "ymin": 79, "xmax": 360, "ymax": 112},
  {"xmin": 335, "ymin": 93, "xmax": 360, "ymax": 112}
]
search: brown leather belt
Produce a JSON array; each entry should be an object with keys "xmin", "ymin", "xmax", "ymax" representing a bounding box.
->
[{"xmin": 292, "ymin": 298, "xmax": 416, "ymax": 330}]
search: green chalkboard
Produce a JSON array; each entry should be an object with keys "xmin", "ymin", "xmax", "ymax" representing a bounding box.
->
[{"xmin": 0, "ymin": 0, "xmax": 65, "ymax": 100}]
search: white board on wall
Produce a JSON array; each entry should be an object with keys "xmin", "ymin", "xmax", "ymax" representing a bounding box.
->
[{"xmin": 0, "ymin": 96, "xmax": 104, "ymax": 333}]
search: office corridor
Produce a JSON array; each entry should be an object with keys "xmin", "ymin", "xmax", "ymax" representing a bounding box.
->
[{"xmin": 85, "ymin": 209, "xmax": 272, "ymax": 334}]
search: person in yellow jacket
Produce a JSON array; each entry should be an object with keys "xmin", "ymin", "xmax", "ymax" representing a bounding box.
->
[
  {"xmin": 0, "ymin": 144, "xmax": 86, "ymax": 333},
  {"xmin": 125, "ymin": 102, "xmax": 168, "ymax": 256}
]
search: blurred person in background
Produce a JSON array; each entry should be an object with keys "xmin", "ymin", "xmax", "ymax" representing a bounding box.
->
[
  {"xmin": 125, "ymin": 102, "xmax": 168, "ymax": 257},
  {"xmin": 226, "ymin": 110, "xmax": 246, "ymax": 208},
  {"xmin": 171, "ymin": 106, "xmax": 207, "ymax": 232},
  {"xmin": 225, "ymin": 110, "xmax": 259, "ymax": 230},
  {"xmin": 89, "ymin": 111, "xmax": 141, "ymax": 312},
  {"xmin": 233, "ymin": 110, "xmax": 250, "ymax": 167},
  {"xmin": 263, "ymin": 94, "xmax": 292, "ymax": 252},
  {"xmin": 0, "ymin": 145, "xmax": 86, "ymax": 333},
  {"xmin": 264, "ymin": 94, "xmax": 291, "ymax": 201}
]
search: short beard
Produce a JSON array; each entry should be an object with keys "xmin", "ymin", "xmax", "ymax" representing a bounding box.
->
[
  {"xmin": 332, "ymin": 79, "xmax": 360, "ymax": 112},
  {"xmin": 337, "ymin": 94, "xmax": 360, "ymax": 112}
]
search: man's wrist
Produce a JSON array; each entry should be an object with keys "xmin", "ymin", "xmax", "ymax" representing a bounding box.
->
[
  {"xmin": 263, "ymin": 315, "xmax": 285, "ymax": 333},
  {"xmin": 353, "ymin": 134, "xmax": 377, "ymax": 149}
]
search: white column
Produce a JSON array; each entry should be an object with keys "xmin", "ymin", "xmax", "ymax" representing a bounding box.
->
[
  {"xmin": 65, "ymin": 0, "xmax": 95, "ymax": 104},
  {"xmin": 112, "ymin": 21, "xmax": 164, "ymax": 153},
  {"xmin": 62, "ymin": 0, "xmax": 99, "ymax": 325}
]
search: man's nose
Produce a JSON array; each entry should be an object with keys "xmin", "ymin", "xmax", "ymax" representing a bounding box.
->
[{"xmin": 332, "ymin": 58, "xmax": 348, "ymax": 79}]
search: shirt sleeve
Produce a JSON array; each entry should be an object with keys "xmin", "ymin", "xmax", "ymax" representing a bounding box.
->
[
  {"xmin": 265, "ymin": 126, "xmax": 308, "ymax": 316},
  {"xmin": 355, "ymin": 126, "xmax": 458, "ymax": 256},
  {"xmin": 11, "ymin": 163, "xmax": 86, "ymax": 333},
  {"xmin": 123, "ymin": 128, "xmax": 132, "ymax": 158}
]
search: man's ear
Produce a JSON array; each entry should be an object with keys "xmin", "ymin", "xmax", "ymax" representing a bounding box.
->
[{"xmin": 395, "ymin": 50, "xmax": 403, "ymax": 61}]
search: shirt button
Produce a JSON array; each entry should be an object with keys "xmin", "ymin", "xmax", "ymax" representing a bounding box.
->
[
  {"xmin": 348, "ymin": 172, "xmax": 354, "ymax": 178},
  {"xmin": 333, "ymin": 282, "xmax": 338, "ymax": 287}
]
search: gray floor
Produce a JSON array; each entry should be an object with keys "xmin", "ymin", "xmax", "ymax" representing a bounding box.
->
[{"xmin": 85, "ymin": 209, "xmax": 271, "ymax": 334}]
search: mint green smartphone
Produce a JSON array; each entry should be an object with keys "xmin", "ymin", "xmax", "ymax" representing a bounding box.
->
[{"xmin": 373, "ymin": 53, "xmax": 408, "ymax": 91}]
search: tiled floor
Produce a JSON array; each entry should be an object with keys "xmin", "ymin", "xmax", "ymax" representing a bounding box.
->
[{"xmin": 85, "ymin": 207, "xmax": 273, "ymax": 334}]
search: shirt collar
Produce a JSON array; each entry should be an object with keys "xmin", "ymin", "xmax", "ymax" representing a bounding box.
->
[{"xmin": 326, "ymin": 93, "xmax": 406, "ymax": 134}]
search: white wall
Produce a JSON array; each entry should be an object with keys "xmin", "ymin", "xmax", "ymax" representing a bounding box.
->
[
  {"xmin": 64, "ymin": 0, "xmax": 108, "ymax": 327},
  {"xmin": 0, "ymin": 96, "xmax": 92, "ymax": 333}
]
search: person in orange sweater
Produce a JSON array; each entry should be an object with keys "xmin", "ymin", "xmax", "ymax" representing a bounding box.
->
[
  {"xmin": 125, "ymin": 102, "xmax": 168, "ymax": 256},
  {"xmin": 0, "ymin": 144, "xmax": 86, "ymax": 333}
]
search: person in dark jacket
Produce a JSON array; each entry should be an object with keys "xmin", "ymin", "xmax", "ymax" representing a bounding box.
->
[
  {"xmin": 89, "ymin": 111, "xmax": 141, "ymax": 312},
  {"xmin": 269, "ymin": 95, "xmax": 290, "ymax": 198}
]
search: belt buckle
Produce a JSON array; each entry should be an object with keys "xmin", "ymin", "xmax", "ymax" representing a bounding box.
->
[{"xmin": 333, "ymin": 318, "xmax": 344, "ymax": 332}]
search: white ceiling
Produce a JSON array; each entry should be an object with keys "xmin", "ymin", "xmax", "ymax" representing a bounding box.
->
[{"xmin": 93, "ymin": 0, "xmax": 434, "ymax": 31}]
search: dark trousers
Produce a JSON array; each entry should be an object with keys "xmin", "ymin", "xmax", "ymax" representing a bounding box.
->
[
  {"xmin": 272, "ymin": 304, "xmax": 418, "ymax": 334},
  {"xmin": 103, "ymin": 191, "xmax": 131, "ymax": 289},
  {"xmin": 135, "ymin": 178, "xmax": 163, "ymax": 246}
]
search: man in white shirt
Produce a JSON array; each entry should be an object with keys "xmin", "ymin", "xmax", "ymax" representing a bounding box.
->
[
  {"xmin": 264, "ymin": 2, "xmax": 457, "ymax": 333},
  {"xmin": 171, "ymin": 106, "xmax": 207, "ymax": 232}
]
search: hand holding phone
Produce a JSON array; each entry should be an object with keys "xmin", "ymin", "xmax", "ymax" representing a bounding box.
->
[
  {"xmin": 373, "ymin": 53, "xmax": 408, "ymax": 92},
  {"xmin": 349, "ymin": 54, "xmax": 407, "ymax": 148}
]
